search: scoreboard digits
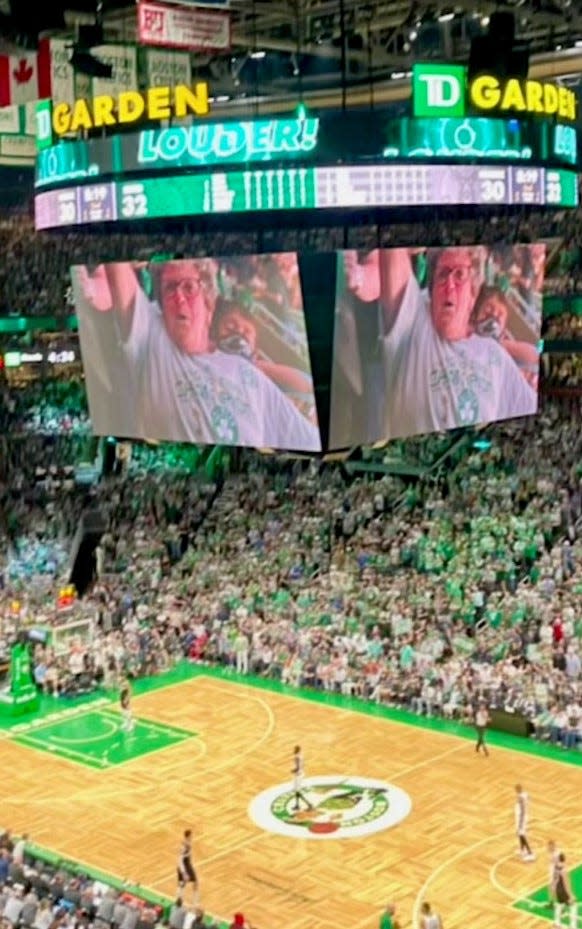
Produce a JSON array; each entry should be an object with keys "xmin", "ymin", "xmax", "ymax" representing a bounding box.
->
[
  {"xmin": 35, "ymin": 163, "xmax": 579, "ymax": 230},
  {"xmin": 58, "ymin": 190, "xmax": 78, "ymax": 226},
  {"xmin": 478, "ymin": 168, "xmax": 508, "ymax": 204},
  {"xmin": 120, "ymin": 183, "xmax": 148, "ymax": 219}
]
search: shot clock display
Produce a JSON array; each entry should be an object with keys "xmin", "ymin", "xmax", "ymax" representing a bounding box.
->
[{"xmin": 35, "ymin": 163, "xmax": 579, "ymax": 229}]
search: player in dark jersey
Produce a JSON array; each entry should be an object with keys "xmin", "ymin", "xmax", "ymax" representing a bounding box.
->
[
  {"xmin": 119, "ymin": 678, "xmax": 134, "ymax": 733},
  {"xmin": 553, "ymin": 852, "xmax": 574, "ymax": 928},
  {"xmin": 548, "ymin": 840, "xmax": 562, "ymax": 907},
  {"xmin": 177, "ymin": 829, "xmax": 198, "ymax": 904}
]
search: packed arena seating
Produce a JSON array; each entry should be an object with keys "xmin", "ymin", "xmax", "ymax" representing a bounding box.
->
[
  {"xmin": 542, "ymin": 313, "xmax": 582, "ymax": 341},
  {"xmin": 0, "ymin": 827, "xmax": 205, "ymax": 929},
  {"xmin": 0, "ymin": 380, "xmax": 90, "ymax": 437},
  {"xmin": 544, "ymin": 354, "xmax": 582, "ymax": 389},
  {"xmin": 0, "ymin": 387, "xmax": 579, "ymax": 750},
  {"xmin": 4, "ymin": 201, "xmax": 582, "ymax": 318}
]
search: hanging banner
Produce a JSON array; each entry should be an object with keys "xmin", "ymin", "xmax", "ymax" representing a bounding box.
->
[
  {"xmin": 38, "ymin": 37, "xmax": 76, "ymax": 108},
  {"xmin": 0, "ymin": 53, "xmax": 42, "ymax": 107},
  {"xmin": 0, "ymin": 104, "xmax": 19, "ymax": 133},
  {"xmin": 90, "ymin": 44, "xmax": 139, "ymax": 99},
  {"xmin": 0, "ymin": 100, "xmax": 38, "ymax": 164},
  {"xmin": 137, "ymin": 0, "xmax": 231, "ymax": 51},
  {"xmin": 143, "ymin": 48, "xmax": 192, "ymax": 88}
]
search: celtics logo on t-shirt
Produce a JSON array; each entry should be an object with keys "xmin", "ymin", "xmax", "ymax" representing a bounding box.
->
[
  {"xmin": 249, "ymin": 776, "xmax": 411, "ymax": 839},
  {"xmin": 456, "ymin": 387, "xmax": 480, "ymax": 426},
  {"xmin": 211, "ymin": 405, "xmax": 239, "ymax": 443}
]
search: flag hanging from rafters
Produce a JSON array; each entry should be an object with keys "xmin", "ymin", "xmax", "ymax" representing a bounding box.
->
[{"xmin": 0, "ymin": 52, "xmax": 43, "ymax": 107}]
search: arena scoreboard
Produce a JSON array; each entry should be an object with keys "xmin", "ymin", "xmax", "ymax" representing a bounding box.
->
[
  {"xmin": 35, "ymin": 163, "xmax": 578, "ymax": 229},
  {"xmin": 35, "ymin": 114, "xmax": 577, "ymax": 190},
  {"xmin": 34, "ymin": 108, "xmax": 579, "ymax": 230}
]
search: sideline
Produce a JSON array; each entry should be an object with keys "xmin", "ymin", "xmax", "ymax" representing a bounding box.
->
[{"xmin": 5, "ymin": 660, "xmax": 580, "ymax": 767}]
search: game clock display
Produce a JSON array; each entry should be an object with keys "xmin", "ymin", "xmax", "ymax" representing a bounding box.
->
[{"xmin": 34, "ymin": 163, "xmax": 579, "ymax": 229}]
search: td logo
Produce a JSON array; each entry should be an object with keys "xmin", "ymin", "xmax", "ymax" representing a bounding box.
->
[
  {"xmin": 413, "ymin": 63, "xmax": 467, "ymax": 118},
  {"xmin": 35, "ymin": 99, "xmax": 53, "ymax": 151}
]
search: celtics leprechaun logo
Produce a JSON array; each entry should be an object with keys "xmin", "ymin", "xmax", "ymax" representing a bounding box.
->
[{"xmin": 249, "ymin": 776, "xmax": 412, "ymax": 840}]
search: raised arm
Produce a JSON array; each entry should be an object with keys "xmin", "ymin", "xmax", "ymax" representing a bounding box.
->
[
  {"xmin": 74, "ymin": 262, "xmax": 141, "ymax": 342},
  {"xmin": 103, "ymin": 262, "xmax": 141, "ymax": 341},
  {"xmin": 377, "ymin": 248, "xmax": 414, "ymax": 333}
]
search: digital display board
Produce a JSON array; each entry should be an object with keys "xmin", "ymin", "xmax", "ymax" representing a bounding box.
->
[
  {"xmin": 330, "ymin": 244, "xmax": 543, "ymax": 448},
  {"xmin": 34, "ymin": 163, "xmax": 579, "ymax": 229},
  {"xmin": 71, "ymin": 254, "xmax": 321, "ymax": 451},
  {"xmin": 34, "ymin": 113, "xmax": 578, "ymax": 189}
]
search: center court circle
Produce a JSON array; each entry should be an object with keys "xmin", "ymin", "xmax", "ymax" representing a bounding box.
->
[{"xmin": 248, "ymin": 775, "xmax": 412, "ymax": 839}]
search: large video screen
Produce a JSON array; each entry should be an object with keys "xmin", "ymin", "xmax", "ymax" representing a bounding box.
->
[
  {"xmin": 329, "ymin": 244, "xmax": 544, "ymax": 448},
  {"xmin": 71, "ymin": 254, "xmax": 321, "ymax": 451}
]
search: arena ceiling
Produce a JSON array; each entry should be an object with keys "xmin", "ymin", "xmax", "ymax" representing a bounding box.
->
[{"xmin": 2, "ymin": 0, "xmax": 582, "ymax": 106}]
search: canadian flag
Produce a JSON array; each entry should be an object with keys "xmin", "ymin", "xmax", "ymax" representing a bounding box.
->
[{"xmin": 0, "ymin": 53, "xmax": 43, "ymax": 107}]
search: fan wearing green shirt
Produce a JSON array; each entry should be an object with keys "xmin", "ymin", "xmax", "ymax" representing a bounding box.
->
[{"xmin": 379, "ymin": 902, "xmax": 399, "ymax": 929}]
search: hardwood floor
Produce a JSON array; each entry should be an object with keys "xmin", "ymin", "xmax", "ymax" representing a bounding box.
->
[{"xmin": 2, "ymin": 676, "xmax": 580, "ymax": 929}]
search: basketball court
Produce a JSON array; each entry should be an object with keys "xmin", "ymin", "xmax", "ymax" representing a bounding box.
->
[{"xmin": 3, "ymin": 666, "xmax": 581, "ymax": 929}]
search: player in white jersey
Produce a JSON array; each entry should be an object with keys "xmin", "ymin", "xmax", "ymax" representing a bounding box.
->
[
  {"xmin": 474, "ymin": 702, "xmax": 490, "ymax": 756},
  {"xmin": 420, "ymin": 901, "xmax": 443, "ymax": 929},
  {"xmin": 515, "ymin": 785, "xmax": 535, "ymax": 861},
  {"xmin": 292, "ymin": 745, "xmax": 313, "ymax": 812}
]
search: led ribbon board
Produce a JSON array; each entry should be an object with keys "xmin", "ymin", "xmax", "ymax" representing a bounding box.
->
[
  {"xmin": 35, "ymin": 113, "xmax": 577, "ymax": 189},
  {"xmin": 34, "ymin": 163, "xmax": 579, "ymax": 229}
]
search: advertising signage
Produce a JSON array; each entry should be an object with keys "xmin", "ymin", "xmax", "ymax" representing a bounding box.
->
[
  {"xmin": 413, "ymin": 63, "xmax": 577, "ymax": 123},
  {"xmin": 35, "ymin": 112, "xmax": 578, "ymax": 189},
  {"xmin": 36, "ymin": 82, "xmax": 211, "ymax": 145}
]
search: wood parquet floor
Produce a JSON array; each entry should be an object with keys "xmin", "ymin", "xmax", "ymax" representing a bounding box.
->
[{"xmin": 2, "ymin": 676, "xmax": 580, "ymax": 929}]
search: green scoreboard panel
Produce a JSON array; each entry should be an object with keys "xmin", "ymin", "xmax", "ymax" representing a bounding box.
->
[{"xmin": 35, "ymin": 163, "xmax": 579, "ymax": 229}]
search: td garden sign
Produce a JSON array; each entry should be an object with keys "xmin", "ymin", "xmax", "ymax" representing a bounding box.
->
[
  {"xmin": 36, "ymin": 82, "xmax": 211, "ymax": 145},
  {"xmin": 413, "ymin": 63, "xmax": 577, "ymax": 123}
]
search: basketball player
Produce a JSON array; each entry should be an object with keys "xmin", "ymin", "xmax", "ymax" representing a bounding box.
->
[
  {"xmin": 553, "ymin": 852, "xmax": 575, "ymax": 928},
  {"xmin": 474, "ymin": 701, "xmax": 490, "ymax": 756},
  {"xmin": 119, "ymin": 678, "xmax": 135, "ymax": 733},
  {"xmin": 292, "ymin": 745, "xmax": 313, "ymax": 812},
  {"xmin": 515, "ymin": 785, "xmax": 535, "ymax": 861},
  {"xmin": 420, "ymin": 901, "xmax": 443, "ymax": 929},
  {"xmin": 548, "ymin": 840, "xmax": 563, "ymax": 906},
  {"xmin": 177, "ymin": 829, "xmax": 198, "ymax": 905}
]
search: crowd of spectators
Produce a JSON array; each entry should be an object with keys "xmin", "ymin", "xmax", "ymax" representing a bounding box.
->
[
  {"xmin": 0, "ymin": 382, "xmax": 579, "ymax": 750},
  {"xmin": 0, "ymin": 379, "xmax": 90, "ymax": 438},
  {"xmin": 0, "ymin": 827, "xmax": 204, "ymax": 929},
  {"xmin": 4, "ymin": 201, "xmax": 582, "ymax": 318},
  {"xmin": 543, "ymin": 354, "xmax": 582, "ymax": 390},
  {"xmin": 0, "ymin": 824, "xmax": 260, "ymax": 928},
  {"xmin": 542, "ymin": 312, "xmax": 582, "ymax": 341}
]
